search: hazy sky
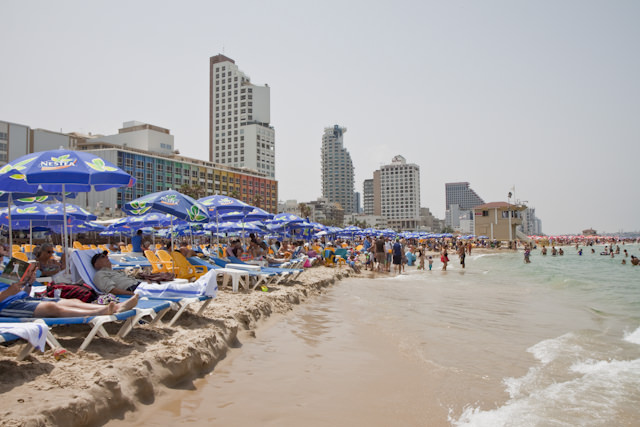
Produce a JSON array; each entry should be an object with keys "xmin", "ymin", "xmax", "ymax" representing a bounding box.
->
[{"xmin": 2, "ymin": 1, "xmax": 639, "ymax": 235}]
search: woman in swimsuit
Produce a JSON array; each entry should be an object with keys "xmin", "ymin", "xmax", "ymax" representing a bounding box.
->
[{"xmin": 35, "ymin": 243, "xmax": 65, "ymax": 278}]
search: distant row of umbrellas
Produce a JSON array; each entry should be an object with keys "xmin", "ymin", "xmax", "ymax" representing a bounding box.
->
[{"xmin": 0, "ymin": 148, "xmax": 496, "ymax": 247}]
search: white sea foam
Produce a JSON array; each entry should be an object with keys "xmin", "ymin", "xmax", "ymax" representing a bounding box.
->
[
  {"xmin": 623, "ymin": 326, "xmax": 640, "ymax": 345},
  {"xmin": 452, "ymin": 355, "xmax": 640, "ymax": 426},
  {"xmin": 527, "ymin": 333, "xmax": 578, "ymax": 365}
]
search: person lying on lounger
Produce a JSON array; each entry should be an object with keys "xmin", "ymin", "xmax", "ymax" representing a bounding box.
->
[
  {"xmin": 92, "ymin": 251, "xmax": 143, "ymax": 296},
  {"xmin": 0, "ymin": 268, "xmax": 138, "ymax": 317}
]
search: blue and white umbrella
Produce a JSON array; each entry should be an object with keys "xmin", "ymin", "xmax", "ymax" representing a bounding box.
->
[
  {"xmin": 0, "ymin": 149, "xmax": 134, "ymax": 263},
  {"xmin": 198, "ymin": 195, "xmax": 254, "ymax": 216},
  {"xmin": 123, "ymin": 190, "xmax": 210, "ymax": 254},
  {"xmin": 123, "ymin": 190, "xmax": 209, "ymax": 223}
]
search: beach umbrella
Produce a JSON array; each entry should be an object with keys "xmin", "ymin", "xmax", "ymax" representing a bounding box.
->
[
  {"xmin": 123, "ymin": 190, "xmax": 209, "ymax": 223},
  {"xmin": 198, "ymin": 195, "xmax": 255, "ymax": 244},
  {"xmin": 123, "ymin": 190, "xmax": 209, "ymax": 253},
  {"xmin": 0, "ymin": 168, "xmax": 77, "ymax": 247},
  {"xmin": 109, "ymin": 212, "xmax": 173, "ymax": 232},
  {"xmin": 198, "ymin": 195, "xmax": 254, "ymax": 216},
  {"xmin": 271, "ymin": 213, "xmax": 304, "ymax": 225},
  {"xmin": 0, "ymin": 149, "xmax": 134, "ymax": 268},
  {"xmin": 0, "ymin": 203, "xmax": 97, "ymax": 222},
  {"xmin": 219, "ymin": 207, "xmax": 273, "ymax": 222}
]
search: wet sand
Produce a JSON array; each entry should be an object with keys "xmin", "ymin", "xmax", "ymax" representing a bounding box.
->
[{"xmin": 0, "ymin": 267, "xmax": 355, "ymax": 426}]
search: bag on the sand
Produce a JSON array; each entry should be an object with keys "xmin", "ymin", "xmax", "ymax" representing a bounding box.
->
[{"xmin": 44, "ymin": 283, "xmax": 98, "ymax": 303}]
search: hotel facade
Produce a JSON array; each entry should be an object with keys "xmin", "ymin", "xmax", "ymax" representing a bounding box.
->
[
  {"xmin": 321, "ymin": 125, "xmax": 355, "ymax": 214},
  {"xmin": 209, "ymin": 54, "xmax": 275, "ymax": 179}
]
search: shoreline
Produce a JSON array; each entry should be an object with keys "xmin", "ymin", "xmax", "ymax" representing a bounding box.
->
[{"xmin": 0, "ymin": 267, "xmax": 356, "ymax": 427}]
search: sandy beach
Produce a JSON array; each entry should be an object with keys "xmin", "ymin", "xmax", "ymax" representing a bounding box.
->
[{"xmin": 0, "ymin": 266, "xmax": 357, "ymax": 426}]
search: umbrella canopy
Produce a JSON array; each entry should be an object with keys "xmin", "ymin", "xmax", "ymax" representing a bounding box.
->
[
  {"xmin": 123, "ymin": 190, "xmax": 209, "ymax": 223},
  {"xmin": 0, "ymin": 150, "xmax": 134, "ymax": 261},
  {"xmin": 219, "ymin": 207, "xmax": 273, "ymax": 222},
  {"xmin": 0, "ymin": 203, "xmax": 96, "ymax": 222},
  {"xmin": 198, "ymin": 195, "xmax": 253, "ymax": 217},
  {"xmin": 0, "ymin": 193, "xmax": 77, "ymax": 207},
  {"xmin": 271, "ymin": 213, "xmax": 305, "ymax": 225},
  {"xmin": 207, "ymin": 221, "xmax": 267, "ymax": 234},
  {"xmin": 0, "ymin": 149, "xmax": 134, "ymax": 191},
  {"xmin": 108, "ymin": 213, "xmax": 173, "ymax": 231}
]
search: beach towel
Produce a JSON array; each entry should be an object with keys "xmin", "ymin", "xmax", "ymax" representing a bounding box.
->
[
  {"xmin": 0, "ymin": 322, "xmax": 47, "ymax": 352},
  {"xmin": 135, "ymin": 268, "xmax": 218, "ymax": 299}
]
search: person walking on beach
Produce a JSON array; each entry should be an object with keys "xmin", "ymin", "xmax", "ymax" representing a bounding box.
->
[{"xmin": 428, "ymin": 256, "xmax": 433, "ymax": 271}]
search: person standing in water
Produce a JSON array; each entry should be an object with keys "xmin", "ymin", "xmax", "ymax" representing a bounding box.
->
[
  {"xmin": 441, "ymin": 248, "xmax": 449, "ymax": 271},
  {"xmin": 458, "ymin": 245, "xmax": 466, "ymax": 269}
]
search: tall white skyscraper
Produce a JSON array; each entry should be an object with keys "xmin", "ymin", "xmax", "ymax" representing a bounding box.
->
[
  {"xmin": 321, "ymin": 125, "xmax": 355, "ymax": 214},
  {"xmin": 209, "ymin": 54, "xmax": 275, "ymax": 178},
  {"xmin": 380, "ymin": 155, "xmax": 420, "ymax": 219}
]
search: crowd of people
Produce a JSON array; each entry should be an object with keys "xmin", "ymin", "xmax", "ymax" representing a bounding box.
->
[{"xmin": 2, "ymin": 232, "xmax": 637, "ymax": 320}]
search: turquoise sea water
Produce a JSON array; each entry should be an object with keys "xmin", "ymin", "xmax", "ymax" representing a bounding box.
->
[
  {"xmin": 114, "ymin": 244, "xmax": 640, "ymax": 427},
  {"xmin": 445, "ymin": 245, "xmax": 640, "ymax": 426}
]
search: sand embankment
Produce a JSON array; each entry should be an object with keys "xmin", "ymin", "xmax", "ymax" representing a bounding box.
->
[{"xmin": 0, "ymin": 267, "xmax": 356, "ymax": 427}]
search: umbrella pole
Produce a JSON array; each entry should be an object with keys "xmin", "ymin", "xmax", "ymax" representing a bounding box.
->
[
  {"xmin": 29, "ymin": 220, "xmax": 32, "ymax": 249},
  {"xmin": 62, "ymin": 185, "xmax": 70, "ymax": 273},
  {"xmin": 8, "ymin": 194, "xmax": 12, "ymax": 252},
  {"xmin": 170, "ymin": 216, "xmax": 175, "ymax": 274}
]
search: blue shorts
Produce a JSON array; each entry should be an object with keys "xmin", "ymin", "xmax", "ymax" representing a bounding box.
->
[{"xmin": 0, "ymin": 298, "xmax": 39, "ymax": 318}]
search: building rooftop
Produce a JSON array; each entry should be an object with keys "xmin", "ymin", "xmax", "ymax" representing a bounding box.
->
[{"xmin": 475, "ymin": 202, "xmax": 526, "ymax": 210}]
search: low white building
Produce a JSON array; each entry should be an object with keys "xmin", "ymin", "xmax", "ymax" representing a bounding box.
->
[{"xmin": 90, "ymin": 121, "xmax": 175, "ymax": 155}]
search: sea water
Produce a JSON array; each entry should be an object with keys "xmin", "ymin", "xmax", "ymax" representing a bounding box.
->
[{"xmin": 112, "ymin": 244, "xmax": 640, "ymax": 426}]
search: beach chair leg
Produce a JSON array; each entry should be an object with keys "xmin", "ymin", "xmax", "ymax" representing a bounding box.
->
[
  {"xmin": 16, "ymin": 343, "xmax": 35, "ymax": 361},
  {"xmin": 196, "ymin": 298, "xmax": 212, "ymax": 316},
  {"xmin": 150, "ymin": 307, "xmax": 171, "ymax": 325},
  {"xmin": 167, "ymin": 303, "xmax": 190, "ymax": 327},
  {"xmin": 45, "ymin": 331, "xmax": 62, "ymax": 350},
  {"xmin": 79, "ymin": 320, "xmax": 111, "ymax": 352},
  {"xmin": 222, "ymin": 275, "xmax": 231, "ymax": 291},
  {"xmin": 252, "ymin": 276, "xmax": 265, "ymax": 290},
  {"xmin": 118, "ymin": 309, "xmax": 154, "ymax": 338},
  {"xmin": 241, "ymin": 274, "xmax": 251, "ymax": 291}
]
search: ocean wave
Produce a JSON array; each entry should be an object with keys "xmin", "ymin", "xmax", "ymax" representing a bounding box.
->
[
  {"xmin": 451, "ymin": 356, "xmax": 640, "ymax": 427},
  {"xmin": 623, "ymin": 326, "xmax": 640, "ymax": 345},
  {"xmin": 527, "ymin": 333, "xmax": 579, "ymax": 365}
]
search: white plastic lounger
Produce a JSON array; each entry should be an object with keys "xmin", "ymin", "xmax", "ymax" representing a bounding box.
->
[
  {"xmin": 71, "ymin": 249, "xmax": 218, "ymax": 325},
  {"xmin": 0, "ymin": 320, "xmax": 61, "ymax": 361},
  {"xmin": 0, "ymin": 309, "xmax": 143, "ymax": 352},
  {"xmin": 188, "ymin": 257, "xmax": 260, "ymax": 292}
]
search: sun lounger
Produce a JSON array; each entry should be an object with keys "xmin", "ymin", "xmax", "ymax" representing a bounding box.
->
[
  {"xmin": 189, "ymin": 257, "xmax": 273, "ymax": 290},
  {"xmin": 209, "ymin": 256, "xmax": 302, "ymax": 285},
  {"xmin": 225, "ymin": 256, "xmax": 304, "ymax": 280},
  {"xmin": 0, "ymin": 305, "xmax": 152, "ymax": 352},
  {"xmin": 0, "ymin": 320, "xmax": 60, "ymax": 361},
  {"xmin": 70, "ymin": 249, "xmax": 218, "ymax": 325}
]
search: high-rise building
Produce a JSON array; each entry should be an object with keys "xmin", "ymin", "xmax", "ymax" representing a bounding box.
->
[
  {"xmin": 209, "ymin": 54, "xmax": 275, "ymax": 178},
  {"xmin": 363, "ymin": 179, "xmax": 374, "ymax": 215},
  {"xmin": 380, "ymin": 155, "xmax": 420, "ymax": 220},
  {"xmin": 445, "ymin": 182, "xmax": 485, "ymax": 230},
  {"xmin": 445, "ymin": 182, "xmax": 485, "ymax": 210},
  {"xmin": 321, "ymin": 125, "xmax": 355, "ymax": 214}
]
